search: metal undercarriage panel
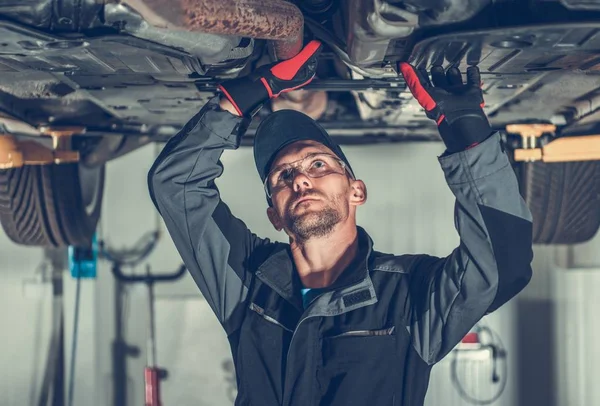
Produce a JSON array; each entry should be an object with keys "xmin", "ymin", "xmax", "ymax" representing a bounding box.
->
[
  {"xmin": 404, "ymin": 23, "xmax": 600, "ymax": 130},
  {"xmin": 0, "ymin": 20, "xmax": 228, "ymax": 134},
  {"xmin": 248, "ymin": 22, "xmax": 600, "ymax": 142},
  {"xmin": 0, "ymin": 17, "xmax": 598, "ymax": 143}
]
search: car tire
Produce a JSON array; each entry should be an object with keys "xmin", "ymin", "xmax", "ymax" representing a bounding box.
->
[
  {"xmin": 0, "ymin": 163, "xmax": 104, "ymax": 247},
  {"xmin": 519, "ymin": 160, "xmax": 600, "ymax": 244}
]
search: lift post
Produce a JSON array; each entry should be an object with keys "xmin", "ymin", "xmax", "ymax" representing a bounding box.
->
[
  {"xmin": 110, "ymin": 263, "xmax": 186, "ymax": 406},
  {"xmin": 36, "ymin": 248, "xmax": 68, "ymax": 406}
]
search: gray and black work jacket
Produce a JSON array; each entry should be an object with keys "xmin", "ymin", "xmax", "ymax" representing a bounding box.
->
[{"xmin": 148, "ymin": 97, "xmax": 533, "ymax": 406}]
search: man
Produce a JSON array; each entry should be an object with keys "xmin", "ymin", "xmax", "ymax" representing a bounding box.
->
[{"xmin": 148, "ymin": 40, "xmax": 533, "ymax": 406}]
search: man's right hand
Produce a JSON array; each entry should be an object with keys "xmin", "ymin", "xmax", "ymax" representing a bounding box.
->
[{"xmin": 218, "ymin": 40, "xmax": 322, "ymax": 117}]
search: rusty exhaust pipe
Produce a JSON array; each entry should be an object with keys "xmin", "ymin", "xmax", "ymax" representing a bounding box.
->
[{"xmin": 122, "ymin": 0, "xmax": 304, "ymax": 59}]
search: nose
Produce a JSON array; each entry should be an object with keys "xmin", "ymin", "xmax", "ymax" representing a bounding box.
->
[{"xmin": 292, "ymin": 170, "xmax": 313, "ymax": 193}]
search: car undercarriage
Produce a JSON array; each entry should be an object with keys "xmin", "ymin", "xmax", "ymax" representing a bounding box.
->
[{"xmin": 0, "ymin": 0, "xmax": 600, "ymax": 247}]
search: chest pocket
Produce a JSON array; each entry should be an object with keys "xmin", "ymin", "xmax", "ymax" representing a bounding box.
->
[{"xmin": 318, "ymin": 327, "xmax": 402, "ymax": 406}]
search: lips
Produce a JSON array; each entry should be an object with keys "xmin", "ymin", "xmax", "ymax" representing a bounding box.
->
[{"xmin": 293, "ymin": 196, "xmax": 320, "ymax": 209}]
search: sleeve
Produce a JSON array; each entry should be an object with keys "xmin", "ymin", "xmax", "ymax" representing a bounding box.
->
[
  {"xmin": 405, "ymin": 132, "xmax": 533, "ymax": 365},
  {"xmin": 148, "ymin": 97, "xmax": 275, "ymax": 334}
]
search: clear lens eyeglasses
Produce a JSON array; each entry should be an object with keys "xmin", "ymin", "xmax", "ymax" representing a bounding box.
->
[{"xmin": 264, "ymin": 152, "xmax": 351, "ymax": 198}]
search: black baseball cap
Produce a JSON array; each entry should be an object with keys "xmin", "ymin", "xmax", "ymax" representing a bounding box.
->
[{"xmin": 253, "ymin": 110, "xmax": 355, "ymax": 188}]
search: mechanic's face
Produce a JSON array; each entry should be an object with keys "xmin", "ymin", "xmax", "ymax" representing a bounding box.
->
[{"xmin": 266, "ymin": 140, "xmax": 366, "ymax": 242}]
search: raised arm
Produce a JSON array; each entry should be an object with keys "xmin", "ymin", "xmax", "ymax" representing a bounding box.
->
[
  {"xmin": 148, "ymin": 41, "xmax": 322, "ymax": 334},
  {"xmin": 399, "ymin": 64, "xmax": 533, "ymax": 364},
  {"xmin": 148, "ymin": 97, "xmax": 274, "ymax": 334}
]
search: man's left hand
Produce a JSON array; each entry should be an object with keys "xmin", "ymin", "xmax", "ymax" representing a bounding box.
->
[{"xmin": 399, "ymin": 63, "xmax": 493, "ymax": 153}]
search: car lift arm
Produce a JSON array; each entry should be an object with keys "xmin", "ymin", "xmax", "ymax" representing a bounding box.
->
[{"xmin": 509, "ymin": 124, "xmax": 600, "ymax": 163}]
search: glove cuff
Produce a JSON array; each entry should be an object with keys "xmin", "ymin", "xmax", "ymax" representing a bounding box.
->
[
  {"xmin": 438, "ymin": 113, "xmax": 493, "ymax": 154},
  {"xmin": 218, "ymin": 76, "xmax": 270, "ymax": 117}
]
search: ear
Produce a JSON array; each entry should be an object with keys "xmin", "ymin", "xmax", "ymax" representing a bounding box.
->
[
  {"xmin": 267, "ymin": 206, "xmax": 283, "ymax": 231},
  {"xmin": 349, "ymin": 179, "xmax": 367, "ymax": 206}
]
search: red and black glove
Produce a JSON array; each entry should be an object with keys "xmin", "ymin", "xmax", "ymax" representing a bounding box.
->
[
  {"xmin": 218, "ymin": 40, "xmax": 322, "ymax": 117},
  {"xmin": 399, "ymin": 63, "xmax": 493, "ymax": 154}
]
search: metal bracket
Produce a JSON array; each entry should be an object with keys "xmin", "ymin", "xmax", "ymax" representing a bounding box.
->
[{"xmin": 508, "ymin": 124, "xmax": 600, "ymax": 163}]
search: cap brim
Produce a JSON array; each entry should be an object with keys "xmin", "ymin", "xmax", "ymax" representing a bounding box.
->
[{"xmin": 253, "ymin": 109, "xmax": 354, "ymax": 183}]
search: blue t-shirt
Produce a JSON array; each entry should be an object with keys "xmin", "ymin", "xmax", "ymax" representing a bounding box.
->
[{"xmin": 301, "ymin": 287, "xmax": 325, "ymax": 309}]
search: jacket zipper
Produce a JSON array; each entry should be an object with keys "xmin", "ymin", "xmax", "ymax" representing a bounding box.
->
[
  {"xmin": 283, "ymin": 313, "xmax": 320, "ymax": 406},
  {"xmin": 249, "ymin": 303, "xmax": 293, "ymax": 332},
  {"xmin": 328, "ymin": 326, "xmax": 395, "ymax": 338}
]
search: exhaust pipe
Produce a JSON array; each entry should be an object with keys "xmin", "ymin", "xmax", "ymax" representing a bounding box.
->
[{"xmin": 121, "ymin": 0, "xmax": 304, "ymax": 59}]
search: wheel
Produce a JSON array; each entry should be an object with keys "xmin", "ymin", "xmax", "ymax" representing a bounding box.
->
[
  {"xmin": 519, "ymin": 160, "xmax": 600, "ymax": 244},
  {"xmin": 0, "ymin": 162, "xmax": 104, "ymax": 247}
]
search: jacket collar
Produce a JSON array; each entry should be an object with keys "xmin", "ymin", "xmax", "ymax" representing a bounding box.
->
[{"xmin": 255, "ymin": 226, "xmax": 376, "ymax": 312}]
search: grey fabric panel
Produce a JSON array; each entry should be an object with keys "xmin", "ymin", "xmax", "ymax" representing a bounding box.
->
[
  {"xmin": 438, "ymin": 132, "xmax": 532, "ymax": 220},
  {"xmin": 438, "ymin": 132, "xmax": 506, "ymax": 183},
  {"xmin": 408, "ymin": 132, "xmax": 533, "ymax": 365},
  {"xmin": 148, "ymin": 97, "xmax": 267, "ymax": 334}
]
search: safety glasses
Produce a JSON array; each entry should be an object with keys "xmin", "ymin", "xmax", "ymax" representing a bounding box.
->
[{"xmin": 264, "ymin": 152, "xmax": 352, "ymax": 198}]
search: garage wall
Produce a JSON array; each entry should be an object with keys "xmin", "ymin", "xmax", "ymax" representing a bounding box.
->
[
  {"xmin": 0, "ymin": 234, "xmax": 49, "ymax": 406},
  {"xmin": 2, "ymin": 137, "xmax": 600, "ymax": 406},
  {"xmin": 514, "ymin": 242, "xmax": 600, "ymax": 406},
  {"xmin": 0, "ymin": 220, "xmax": 103, "ymax": 406}
]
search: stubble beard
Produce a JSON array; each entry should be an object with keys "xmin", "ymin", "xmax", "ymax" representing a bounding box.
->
[{"xmin": 285, "ymin": 198, "xmax": 345, "ymax": 242}]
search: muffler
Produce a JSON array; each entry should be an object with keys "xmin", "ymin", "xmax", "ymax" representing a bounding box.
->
[{"xmin": 119, "ymin": 0, "xmax": 304, "ymax": 59}]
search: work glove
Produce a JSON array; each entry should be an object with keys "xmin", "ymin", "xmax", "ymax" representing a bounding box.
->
[
  {"xmin": 399, "ymin": 63, "xmax": 493, "ymax": 154},
  {"xmin": 218, "ymin": 40, "xmax": 322, "ymax": 117}
]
